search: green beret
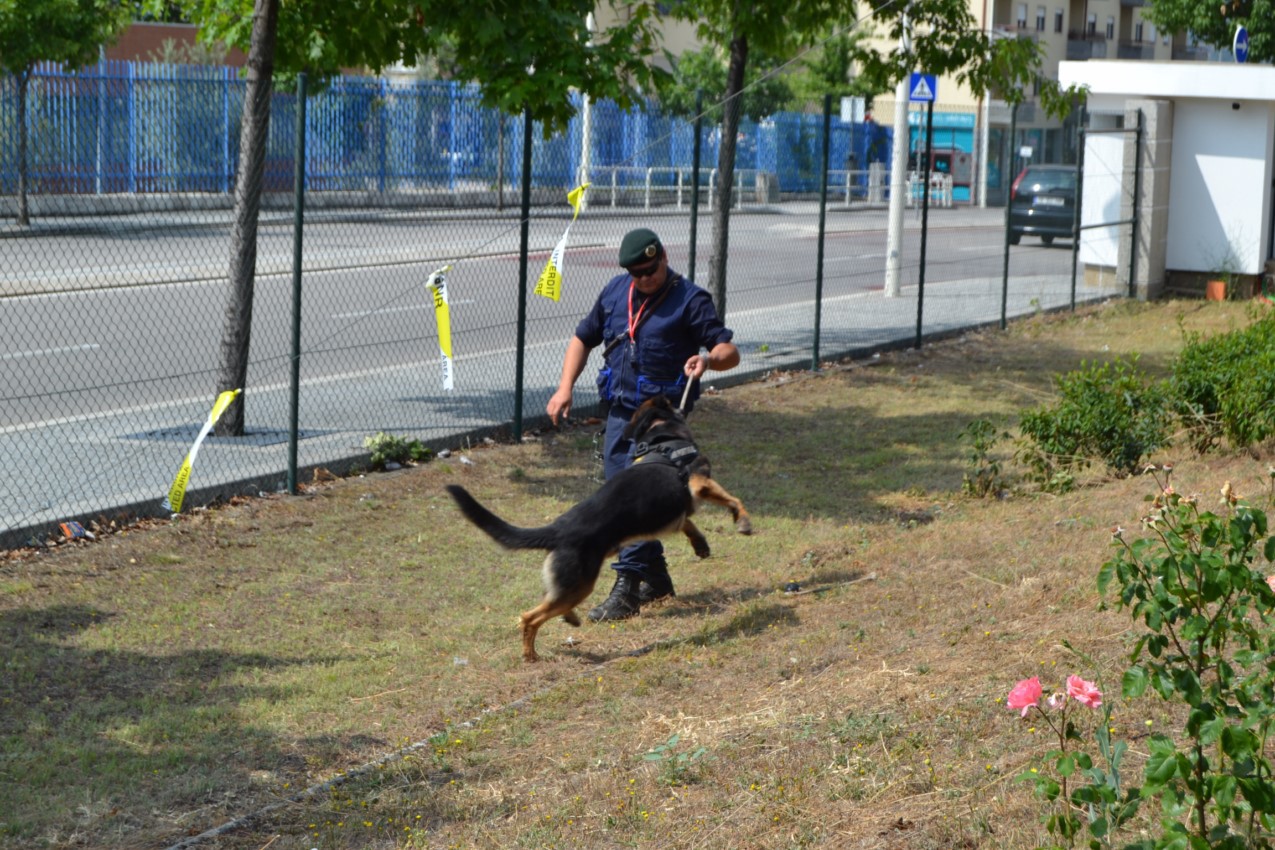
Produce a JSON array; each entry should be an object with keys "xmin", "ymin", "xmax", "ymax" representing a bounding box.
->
[{"xmin": 618, "ymin": 228, "xmax": 662, "ymax": 267}]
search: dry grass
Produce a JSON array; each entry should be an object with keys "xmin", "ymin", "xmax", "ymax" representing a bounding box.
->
[{"xmin": 1, "ymin": 298, "xmax": 1270, "ymax": 850}]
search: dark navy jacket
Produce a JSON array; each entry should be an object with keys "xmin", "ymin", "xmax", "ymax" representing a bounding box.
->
[{"xmin": 575, "ymin": 268, "xmax": 733, "ymax": 414}]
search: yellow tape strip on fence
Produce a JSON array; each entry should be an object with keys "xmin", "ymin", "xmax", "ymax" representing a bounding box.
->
[
  {"xmin": 534, "ymin": 182, "xmax": 590, "ymax": 302},
  {"xmin": 162, "ymin": 388, "xmax": 241, "ymax": 514},
  {"xmin": 427, "ymin": 265, "xmax": 455, "ymax": 391}
]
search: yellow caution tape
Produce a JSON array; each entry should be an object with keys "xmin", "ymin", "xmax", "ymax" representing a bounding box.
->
[
  {"xmin": 162, "ymin": 388, "xmax": 241, "ymax": 514},
  {"xmin": 534, "ymin": 182, "xmax": 590, "ymax": 302},
  {"xmin": 427, "ymin": 265, "xmax": 454, "ymax": 390}
]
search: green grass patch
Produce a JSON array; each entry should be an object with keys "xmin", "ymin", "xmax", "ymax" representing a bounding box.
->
[{"xmin": 0, "ymin": 299, "xmax": 1266, "ymax": 848}]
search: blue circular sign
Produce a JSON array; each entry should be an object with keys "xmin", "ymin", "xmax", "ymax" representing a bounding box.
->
[{"xmin": 1234, "ymin": 25, "xmax": 1249, "ymax": 63}]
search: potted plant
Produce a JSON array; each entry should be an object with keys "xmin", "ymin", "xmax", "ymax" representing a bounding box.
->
[{"xmin": 1206, "ymin": 245, "xmax": 1242, "ymax": 301}]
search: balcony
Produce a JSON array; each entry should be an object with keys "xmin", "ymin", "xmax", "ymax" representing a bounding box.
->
[
  {"xmin": 1066, "ymin": 33, "xmax": 1109, "ymax": 59},
  {"xmin": 1171, "ymin": 45, "xmax": 1211, "ymax": 60},
  {"xmin": 1116, "ymin": 42, "xmax": 1156, "ymax": 59}
]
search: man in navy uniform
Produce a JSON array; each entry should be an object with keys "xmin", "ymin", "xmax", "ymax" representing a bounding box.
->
[{"xmin": 546, "ymin": 228, "xmax": 740, "ymax": 620}]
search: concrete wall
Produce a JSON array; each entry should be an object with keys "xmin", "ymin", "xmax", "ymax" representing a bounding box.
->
[{"xmin": 1115, "ymin": 99, "xmax": 1173, "ymax": 299}]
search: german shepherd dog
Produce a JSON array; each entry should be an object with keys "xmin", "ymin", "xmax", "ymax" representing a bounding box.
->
[{"xmin": 445, "ymin": 395, "xmax": 752, "ymax": 662}]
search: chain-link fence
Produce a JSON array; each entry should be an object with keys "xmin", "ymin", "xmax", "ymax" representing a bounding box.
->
[{"xmin": 1, "ymin": 62, "xmax": 1124, "ymax": 548}]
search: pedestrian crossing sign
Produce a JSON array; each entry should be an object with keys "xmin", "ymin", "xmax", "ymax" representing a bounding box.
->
[{"xmin": 909, "ymin": 73, "xmax": 937, "ymax": 103}]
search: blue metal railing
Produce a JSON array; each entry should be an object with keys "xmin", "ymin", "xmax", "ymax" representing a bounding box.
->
[{"xmin": 1, "ymin": 59, "xmax": 888, "ymax": 199}]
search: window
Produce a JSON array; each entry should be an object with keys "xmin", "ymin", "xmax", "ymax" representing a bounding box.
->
[
  {"xmin": 1036, "ymin": 5, "xmax": 1046, "ymax": 30},
  {"xmin": 1134, "ymin": 21, "xmax": 1143, "ymax": 42},
  {"xmin": 1105, "ymin": 16, "xmax": 1114, "ymax": 39},
  {"xmin": 1017, "ymin": 3, "xmax": 1027, "ymax": 27},
  {"xmin": 1147, "ymin": 23, "xmax": 1156, "ymax": 42},
  {"xmin": 1054, "ymin": 8, "xmax": 1064, "ymax": 33},
  {"xmin": 1086, "ymin": 12, "xmax": 1096, "ymax": 36}
]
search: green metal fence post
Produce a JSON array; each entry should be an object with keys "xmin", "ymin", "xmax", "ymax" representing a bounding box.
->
[
  {"xmin": 514, "ymin": 107, "xmax": 533, "ymax": 441},
  {"xmin": 1070, "ymin": 105, "xmax": 1086, "ymax": 311},
  {"xmin": 1000, "ymin": 101, "xmax": 1018, "ymax": 331},
  {"xmin": 813, "ymin": 93, "xmax": 831, "ymax": 371},
  {"xmin": 689, "ymin": 89, "xmax": 703, "ymax": 281},
  {"xmin": 1128, "ymin": 108, "xmax": 1143, "ymax": 299},
  {"xmin": 916, "ymin": 98, "xmax": 933, "ymax": 349},
  {"xmin": 287, "ymin": 72, "xmax": 307, "ymax": 495}
]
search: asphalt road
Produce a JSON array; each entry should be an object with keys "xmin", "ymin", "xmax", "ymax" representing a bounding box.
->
[{"xmin": 1, "ymin": 203, "xmax": 1087, "ymax": 545}]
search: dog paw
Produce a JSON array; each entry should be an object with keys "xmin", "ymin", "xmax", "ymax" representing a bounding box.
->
[
  {"xmin": 735, "ymin": 517, "xmax": 753, "ymax": 535},
  {"xmin": 562, "ymin": 611, "xmax": 581, "ymax": 627},
  {"xmin": 693, "ymin": 541, "xmax": 711, "ymax": 558}
]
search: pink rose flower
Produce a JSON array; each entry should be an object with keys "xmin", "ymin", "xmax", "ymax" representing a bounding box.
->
[
  {"xmin": 1266, "ymin": 574, "xmax": 1275, "ymax": 593},
  {"xmin": 1007, "ymin": 677, "xmax": 1042, "ymax": 717},
  {"xmin": 1066, "ymin": 675, "xmax": 1103, "ymax": 709}
]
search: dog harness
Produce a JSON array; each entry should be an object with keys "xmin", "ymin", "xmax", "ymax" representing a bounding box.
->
[{"xmin": 632, "ymin": 438, "xmax": 699, "ymax": 482}]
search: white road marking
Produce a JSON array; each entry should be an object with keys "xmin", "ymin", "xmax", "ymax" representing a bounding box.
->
[
  {"xmin": 332, "ymin": 299, "xmax": 475, "ymax": 320},
  {"xmin": 1, "ymin": 343, "xmax": 100, "ymax": 361}
]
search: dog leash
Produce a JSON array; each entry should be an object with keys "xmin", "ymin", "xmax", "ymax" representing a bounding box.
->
[{"xmin": 678, "ymin": 373, "xmax": 697, "ymax": 414}]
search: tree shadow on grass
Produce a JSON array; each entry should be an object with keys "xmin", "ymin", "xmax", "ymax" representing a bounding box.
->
[
  {"xmin": 480, "ymin": 334, "xmax": 1159, "ymax": 526},
  {"xmin": 564, "ymin": 602, "xmax": 800, "ymax": 666},
  {"xmin": 0, "ymin": 603, "xmax": 351, "ymax": 843}
]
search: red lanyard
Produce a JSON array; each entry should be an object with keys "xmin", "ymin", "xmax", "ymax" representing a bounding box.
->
[{"xmin": 627, "ymin": 280, "xmax": 647, "ymax": 342}]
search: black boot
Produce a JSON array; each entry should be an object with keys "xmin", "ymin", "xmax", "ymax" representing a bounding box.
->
[
  {"xmin": 587, "ymin": 572, "xmax": 641, "ymax": 622},
  {"xmin": 638, "ymin": 562, "xmax": 676, "ymax": 605}
]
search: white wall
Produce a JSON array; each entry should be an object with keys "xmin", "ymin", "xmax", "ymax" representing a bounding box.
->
[
  {"xmin": 1166, "ymin": 100, "xmax": 1272, "ymax": 275},
  {"xmin": 1059, "ymin": 61, "xmax": 1275, "ymax": 280},
  {"xmin": 1079, "ymin": 131, "xmax": 1124, "ymax": 269}
]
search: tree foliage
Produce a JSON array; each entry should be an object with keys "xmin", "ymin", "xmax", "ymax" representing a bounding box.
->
[
  {"xmin": 1142, "ymin": 0, "xmax": 1273, "ymax": 63},
  {"xmin": 656, "ymin": 45, "xmax": 792, "ymax": 121},
  {"xmin": 848, "ymin": 0, "xmax": 1076, "ymax": 114},
  {"xmin": 788, "ymin": 31, "xmax": 877, "ymax": 103},
  {"xmin": 160, "ymin": 0, "xmax": 666, "ymax": 134},
  {"xmin": 0, "ymin": 0, "xmax": 129, "ymax": 74},
  {"xmin": 0, "ymin": 0, "xmax": 130, "ymax": 226}
]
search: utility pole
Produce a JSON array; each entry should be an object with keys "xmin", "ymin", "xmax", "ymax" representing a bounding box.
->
[
  {"xmin": 577, "ymin": 13, "xmax": 595, "ymax": 208},
  {"xmin": 883, "ymin": 8, "xmax": 912, "ymax": 298}
]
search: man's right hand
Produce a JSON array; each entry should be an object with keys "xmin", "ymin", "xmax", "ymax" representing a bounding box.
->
[{"xmin": 546, "ymin": 389, "xmax": 573, "ymax": 426}]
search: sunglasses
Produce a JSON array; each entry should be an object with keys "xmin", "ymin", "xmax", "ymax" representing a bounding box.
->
[{"xmin": 625, "ymin": 257, "xmax": 661, "ymax": 278}]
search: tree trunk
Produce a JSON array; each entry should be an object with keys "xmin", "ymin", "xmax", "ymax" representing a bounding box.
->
[
  {"xmin": 708, "ymin": 31, "xmax": 748, "ymax": 320},
  {"xmin": 16, "ymin": 69, "xmax": 30, "ymax": 228},
  {"xmin": 214, "ymin": 0, "xmax": 280, "ymax": 436}
]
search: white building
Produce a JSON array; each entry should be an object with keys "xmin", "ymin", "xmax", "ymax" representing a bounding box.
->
[{"xmin": 1058, "ymin": 59, "xmax": 1275, "ymax": 297}]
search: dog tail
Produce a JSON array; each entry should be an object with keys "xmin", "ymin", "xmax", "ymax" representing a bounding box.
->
[{"xmin": 445, "ymin": 484, "xmax": 560, "ymax": 551}]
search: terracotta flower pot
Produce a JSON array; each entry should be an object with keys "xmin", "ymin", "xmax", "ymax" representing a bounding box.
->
[{"xmin": 1206, "ymin": 279, "xmax": 1227, "ymax": 301}]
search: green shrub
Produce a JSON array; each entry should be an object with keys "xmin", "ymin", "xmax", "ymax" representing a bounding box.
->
[
  {"xmin": 363, "ymin": 432, "xmax": 432, "ymax": 470},
  {"xmin": 1098, "ymin": 471, "xmax": 1275, "ymax": 849},
  {"xmin": 1016, "ymin": 355, "xmax": 1171, "ymax": 485},
  {"xmin": 1171, "ymin": 314, "xmax": 1275, "ymax": 452},
  {"xmin": 959, "ymin": 418, "xmax": 1010, "ymax": 498}
]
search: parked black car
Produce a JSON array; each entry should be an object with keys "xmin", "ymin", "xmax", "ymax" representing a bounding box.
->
[{"xmin": 1008, "ymin": 164, "xmax": 1077, "ymax": 246}]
